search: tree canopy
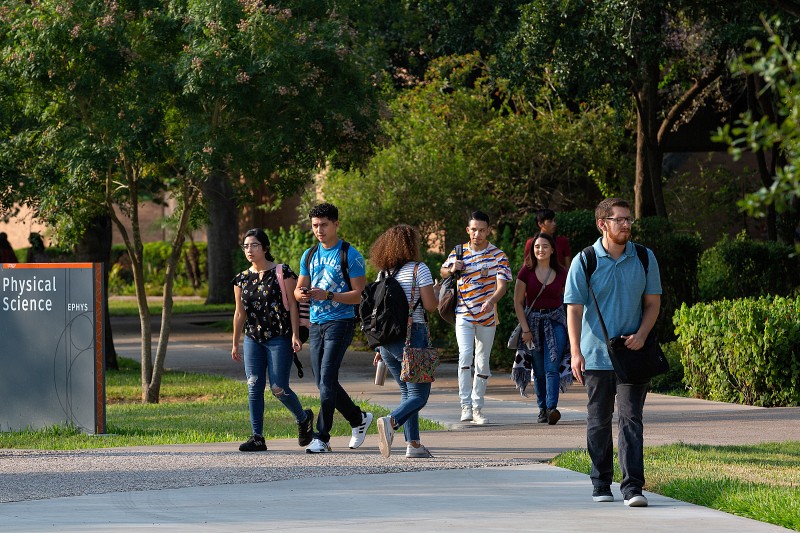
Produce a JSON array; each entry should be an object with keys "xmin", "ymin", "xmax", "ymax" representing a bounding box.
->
[{"xmin": 322, "ymin": 54, "xmax": 631, "ymax": 251}]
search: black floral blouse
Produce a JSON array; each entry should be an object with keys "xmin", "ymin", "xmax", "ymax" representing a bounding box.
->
[{"xmin": 232, "ymin": 264, "xmax": 297, "ymax": 342}]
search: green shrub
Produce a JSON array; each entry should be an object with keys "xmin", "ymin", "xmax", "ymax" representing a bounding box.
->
[
  {"xmin": 633, "ymin": 217, "xmax": 703, "ymax": 340},
  {"xmin": 557, "ymin": 209, "xmax": 600, "ymax": 254},
  {"xmin": 697, "ymin": 232, "xmax": 800, "ymax": 302},
  {"xmin": 673, "ymin": 296, "xmax": 800, "ymax": 406},
  {"xmin": 649, "ymin": 341, "xmax": 685, "ymax": 394}
]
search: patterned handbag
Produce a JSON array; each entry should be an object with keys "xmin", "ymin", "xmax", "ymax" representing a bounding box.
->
[{"xmin": 400, "ymin": 264, "xmax": 441, "ymax": 383}]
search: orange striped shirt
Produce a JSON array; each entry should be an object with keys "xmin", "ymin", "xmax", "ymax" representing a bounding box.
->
[{"xmin": 442, "ymin": 242, "xmax": 512, "ymax": 326}]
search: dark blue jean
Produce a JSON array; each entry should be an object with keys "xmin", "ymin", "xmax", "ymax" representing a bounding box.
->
[
  {"xmin": 584, "ymin": 370, "xmax": 649, "ymax": 497},
  {"xmin": 309, "ymin": 319, "xmax": 363, "ymax": 442},
  {"xmin": 379, "ymin": 323, "xmax": 432, "ymax": 443},
  {"xmin": 243, "ymin": 335, "xmax": 306, "ymax": 436},
  {"xmin": 530, "ymin": 322, "xmax": 567, "ymax": 411}
]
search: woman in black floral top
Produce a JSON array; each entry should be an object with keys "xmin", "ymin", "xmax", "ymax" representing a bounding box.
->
[{"xmin": 231, "ymin": 228, "xmax": 313, "ymax": 452}]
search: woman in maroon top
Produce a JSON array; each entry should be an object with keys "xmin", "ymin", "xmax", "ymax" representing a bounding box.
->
[{"xmin": 513, "ymin": 232, "xmax": 568, "ymax": 424}]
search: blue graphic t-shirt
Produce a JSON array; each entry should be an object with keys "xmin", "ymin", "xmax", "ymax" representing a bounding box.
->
[{"xmin": 299, "ymin": 239, "xmax": 366, "ymax": 324}]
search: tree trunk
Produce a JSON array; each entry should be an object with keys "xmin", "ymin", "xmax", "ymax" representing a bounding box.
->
[
  {"xmin": 147, "ymin": 184, "xmax": 199, "ymax": 403},
  {"xmin": 634, "ymin": 63, "xmax": 668, "ymax": 219},
  {"xmin": 203, "ymin": 171, "xmax": 238, "ymax": 304},
  {"xmin": 74, "ymin": 214, "xmax": 118, "ymax": 370}
]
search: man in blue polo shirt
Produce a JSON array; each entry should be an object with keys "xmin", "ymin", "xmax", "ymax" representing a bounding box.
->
[
  {"xmin": 564, "ymin": 198, "xmax": 661, "ymax": 508},
  {"xmin": 295, "ymin": 203, "xmax": 372, "ymax": 454}
]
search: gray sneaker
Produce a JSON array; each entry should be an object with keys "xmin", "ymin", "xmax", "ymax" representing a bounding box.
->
[
  {"xmin": 406, "ymin": 444, "xmax": 433, "ymax": 458},
  {"xmin": 460, "ymin": 405, "xmax": 473, "ymax": 422},
  {"xmin": 377, "ymin": 416, "xmax": 395, "ymax": 458}
]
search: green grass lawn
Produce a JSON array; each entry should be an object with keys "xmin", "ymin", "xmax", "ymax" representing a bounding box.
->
[
  {"xmin": 0, "ymin": 358, "xmax": 442, "ymax": 450},
  {"xmin": 552, "ymin": 442, "xmax": 800, "ymax": 531}
]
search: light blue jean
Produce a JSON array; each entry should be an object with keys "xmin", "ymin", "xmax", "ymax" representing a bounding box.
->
[
  {"xmin": 379, "ymin": 323, "xmax": 432, "ymax": 443},
  {"xmin": 243, "ymin": 335, "xmax": 306, "ymax": 436},
  {"xmin": 530, "ymin": 322, "xmax": 567, "ymax": 411}
]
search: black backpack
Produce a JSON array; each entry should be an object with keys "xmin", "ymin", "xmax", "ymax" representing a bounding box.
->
[
  {"xmin": 359, "ymin": 266, "xmax": 416, "ymax": 349},
  {"xmin": 580, "ymin": 243, "xmax": 649, "ymax": 280}
]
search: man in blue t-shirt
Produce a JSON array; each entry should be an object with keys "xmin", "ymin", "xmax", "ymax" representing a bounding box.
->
[
  {"xmin": 295, "ymin": 203, "xmax": 372, "ymax": 453},
  {"xmin": 564, "ymin": 198, "xmax": 662, "ymax": 508}
]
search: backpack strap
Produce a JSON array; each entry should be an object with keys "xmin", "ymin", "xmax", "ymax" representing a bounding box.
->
[
  {"xmin": 580, "ymin": 245, "xmax": 597, "ymax": 283},
  {"xmin": 304, "ymin": 243, "xmax": 319, "ymax": 278},
  {"xmin": 633, "ymin": 243, "xmax": 649, "ymax": 275},
  {"xmin": 275, "ymin": 264, "xmax": 289, "ymax": 311},
  {"xmin": 274, "ymin": 263, "xmax": 304, "ymax": 378},
  {"xmin": 340, "ymin": 240, "xmax": 351, "ymax": 290},
  {"xmin": 580, "ymin": 243, "xmax": 649, "ymax": 284}
]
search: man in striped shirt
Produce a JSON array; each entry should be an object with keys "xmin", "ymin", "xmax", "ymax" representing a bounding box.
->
[{"xmin": 440, "ymin": 211, "xmax": 512, "ymax": 424}]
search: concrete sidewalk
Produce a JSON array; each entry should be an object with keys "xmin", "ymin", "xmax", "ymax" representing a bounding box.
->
[{"xmin": 1, "ymin": 314, "xmax": 796, "ymax": 532}]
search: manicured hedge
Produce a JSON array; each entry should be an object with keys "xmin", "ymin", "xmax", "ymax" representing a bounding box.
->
[
  {"xmin": 674, "ymin": 296, "xmax": 800, "ymax": 406},
  {"xmin": 697, "ymin": 232, "xmax": 800, "ymax": 302}
]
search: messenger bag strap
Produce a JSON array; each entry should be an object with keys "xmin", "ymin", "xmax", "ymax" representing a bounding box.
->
[{"xmin": 579, "ymin": 252, "xmax": 611, "ymax": 345}]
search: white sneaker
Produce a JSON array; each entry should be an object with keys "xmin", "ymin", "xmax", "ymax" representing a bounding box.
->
[
  {"xmin": 472, "ymin": 408, "xmax": 488, "ymax": 425},
  {"xmin": 406, "ymin": 444, "xmax": 433, "ymax": 458},
  {"xmin": 349, "ymin": 412, "xmax": 374, "ymax": 449},
  {"xmin": 460, "ymin": 406, "xmax": 473, "ymax": 422},
  {"xmin": 377, "ymin": 416, "xmax": 394, "ymax": 458},
  {"xmin": 305, "ymin": 438, "xmax": 331, "ymax": 454}
]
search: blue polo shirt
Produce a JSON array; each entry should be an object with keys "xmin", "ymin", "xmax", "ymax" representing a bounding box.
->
[
  {"xmin": 563, "ymin": 238, "xmax": 662, "ymax": 370},
  {"xmin": 299, "ymin": 239, "xmax": 366, "ymax": 324}
]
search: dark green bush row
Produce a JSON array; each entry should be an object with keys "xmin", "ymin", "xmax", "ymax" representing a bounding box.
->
[
  {"xmin": 674, "ymin": 296, "xmax": 800, "ymax": 407},
  {"xmin": 697, "ymin": 232, "xmax": 800, "ymax": 302}
]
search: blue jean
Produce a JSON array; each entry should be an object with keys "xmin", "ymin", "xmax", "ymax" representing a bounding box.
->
[
  {"xmin": 243, "ymin": 335, "xmax": 306, "ymax": 436},
  {"xmin": 584, "ymin": 370, "xmax": 649, "ymax": 497},
  {"xmin": 379, "ymin": 323, "xmax": 432, "ymax": 443},
  {"xmin": 530, "ymin": 322, "xmax": 567, "ymax": 411},
  {"xmin": 309, "ymin": 319, "xmax": 363, "ymax": 443}
]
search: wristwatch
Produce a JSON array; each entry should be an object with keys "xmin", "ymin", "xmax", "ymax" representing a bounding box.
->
[{"xmin": 326, "ymin": 291, "xmax": 334, "ymax": 301}]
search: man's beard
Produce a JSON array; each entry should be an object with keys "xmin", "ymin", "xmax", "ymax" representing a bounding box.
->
[{"xmin": 608, "ymin": 230, "xmax": 630, "ymax": 246}]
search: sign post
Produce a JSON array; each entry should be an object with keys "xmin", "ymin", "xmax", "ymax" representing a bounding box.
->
[{"xmin": 0, "ymin": 263, "xmax": 105, "ymax": 434}]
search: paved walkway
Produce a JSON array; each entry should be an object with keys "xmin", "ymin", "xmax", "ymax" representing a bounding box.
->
[{"xmin": 1, "ymin": 313, "xmax": 798, "ymax": 531}]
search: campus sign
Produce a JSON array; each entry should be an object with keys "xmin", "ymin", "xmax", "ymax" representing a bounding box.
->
[{"xmin": 0, "ymin": 263, "xmax": 105, "ymax": 434}]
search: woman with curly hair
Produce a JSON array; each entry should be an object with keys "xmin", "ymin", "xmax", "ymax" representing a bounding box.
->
[{"xmin": 370, "ymin": 225, "xmax": 439, "ymax": 458}]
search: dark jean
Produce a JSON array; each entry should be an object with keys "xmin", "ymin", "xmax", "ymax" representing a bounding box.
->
[
  {"xmin": 309, "ymin": 319, "xmax": 363, "ymax": 443},
  {"xmin": 243, "ymin": 335, "xmax": 306, "ymax": 436},
  {"xmin": 530, "ymin": 321, "xmax": 567, "ymax": 411},
  {"xmin": 584, "ymin": 370, "xmax": 649, "ymax": 497},
  {"xmin": 379, "ymin": 323, "xmax": 432, "ymax": 443}
]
